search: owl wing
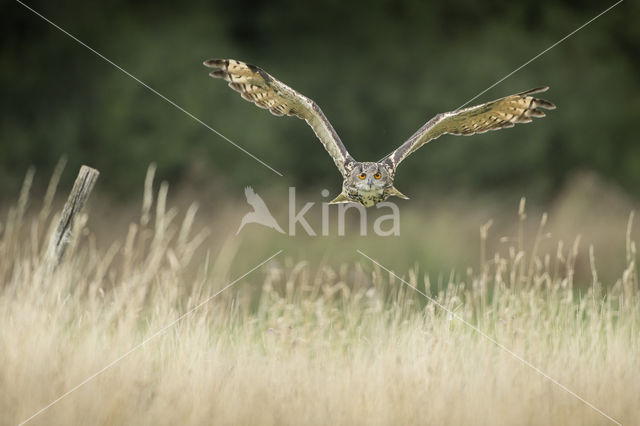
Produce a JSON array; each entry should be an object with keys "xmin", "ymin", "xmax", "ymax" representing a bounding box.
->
[
  {"xmin": 204, "ymin": 59, "xmax": 354, "ymax": 176},
  {"xmin": 385, "ymin": 87, "xmax": 556, "ymax": 167}
]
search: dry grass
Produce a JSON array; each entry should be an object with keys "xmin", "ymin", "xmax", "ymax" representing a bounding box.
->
[{"xmin": 1, "ymin": 167, "xmax": 639, "ymax": 426}]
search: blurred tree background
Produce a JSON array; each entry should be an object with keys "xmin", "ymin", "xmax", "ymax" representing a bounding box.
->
[{"xmin": 1, "ymin": 0, "xmax": 639, "ymax": 201}]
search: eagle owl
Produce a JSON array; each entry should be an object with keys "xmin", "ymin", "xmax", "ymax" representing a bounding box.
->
[{"xmin": 204, "ymin": 59, "xmax": 555, "ymax": 207}]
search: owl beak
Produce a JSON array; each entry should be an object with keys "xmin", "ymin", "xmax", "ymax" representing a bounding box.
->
[{"xmin": 367, "ymin": 177, "xmax": 374, "ymax": 186}]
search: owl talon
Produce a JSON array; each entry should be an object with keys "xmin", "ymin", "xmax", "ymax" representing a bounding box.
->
[
  {"xmin": 329, "ymin": 192, "xmax": 350, "ymax": 204},
  {"xmin": 390, "ymin": 186, "xmax": 409, "ymax": 200}
]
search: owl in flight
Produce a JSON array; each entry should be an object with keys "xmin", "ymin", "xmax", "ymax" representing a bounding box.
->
[{"xmin": 204, "ymin": 59, "xmax": 555, "ymax": 207}]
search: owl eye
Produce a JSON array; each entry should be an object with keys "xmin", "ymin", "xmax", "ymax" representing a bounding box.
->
[
  {"xmin": 374, "ymin": 172, "xmax": 381, "ymax": 179},
  {"xmin": 358, "ymin": 173, "xmax": 366, "ymax": 180}
]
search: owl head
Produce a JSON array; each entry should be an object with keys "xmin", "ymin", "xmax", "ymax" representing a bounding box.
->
[
  {"xmin": 348, "ymin": 162, "xmax": 392, "ymax": 191},
  {"xmin": 330, "ymin": 161, "xmax": 408, "ymax": 206}
]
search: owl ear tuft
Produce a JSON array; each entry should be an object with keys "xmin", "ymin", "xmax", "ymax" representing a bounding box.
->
[
  {"xmin": 329, "ymin": 192, "xmax": 350, "ymax": 204},
  {"xmin": 390, "ymin": 186, "xmax": 409, "ymax": 200}
]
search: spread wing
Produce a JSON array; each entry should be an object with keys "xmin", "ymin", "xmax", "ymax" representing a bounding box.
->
[
  {"xmin": 386, "ymin": 87, "xmax": 556, "ymax": 167},
  {"xmin": 244, "ymin": 186, "xmax": 265, "ymax": 211},
  {"xmin": 204, "ymin": 59, "xmax": 354, "ymax": 176}
]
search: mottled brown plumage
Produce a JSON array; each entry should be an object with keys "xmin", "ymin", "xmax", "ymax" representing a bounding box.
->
[
  {"xmin": 387, "ymin": 87, "xmax": 555, "ymax": 167},
  {"xmin": 203, "ymin": 59, "xmax": 353, "ymax": 176},
  {"xmin": 204, "ymin": 59, "xmax": 555, "ymax": 207}
]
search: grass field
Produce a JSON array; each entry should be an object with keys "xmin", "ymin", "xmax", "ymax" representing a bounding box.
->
[{"xmin": 1, "ymin": 168, "xmax": 639, "ymax": 426}]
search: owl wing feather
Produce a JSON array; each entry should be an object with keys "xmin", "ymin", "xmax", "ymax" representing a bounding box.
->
[
  {"xmin": 204, "ymin": 59, "xmax": 354, "ymax": 176},
  {"xmin": 386, "ymin": 87, "xmax": 556, "ymax": 167}
]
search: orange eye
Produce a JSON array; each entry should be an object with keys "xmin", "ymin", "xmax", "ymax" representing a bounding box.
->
[
  {"xmin": 374, "ymin": 172, "xmax": 381, "ymax": 179},
  {"xmin": 358, "ymin": 173, "xmax": 366, "ymax": 180}
]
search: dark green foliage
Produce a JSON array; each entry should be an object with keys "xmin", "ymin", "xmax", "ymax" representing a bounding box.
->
[{"xmin": 1, "ymin": 0, "xmax": 638, "ymax": 199}]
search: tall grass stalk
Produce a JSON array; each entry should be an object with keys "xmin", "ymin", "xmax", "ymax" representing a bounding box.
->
[{"xmin": 0, "ymin": 167, "xmax": 638, "ymax": 425}]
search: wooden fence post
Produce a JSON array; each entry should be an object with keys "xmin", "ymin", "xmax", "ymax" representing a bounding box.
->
[{"xmin": 48, "ymin": 165, "xmax": 100, "ymax": 267}]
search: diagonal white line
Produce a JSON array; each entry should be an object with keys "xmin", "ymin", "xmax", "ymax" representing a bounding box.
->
[
  {"xmin": 14, "ymin": 0, "xmax": 284, "ymax": 177},
  {"xmin": 18, "ymin": 250, "xmax": 283, "ymax": 426},
  {"xmin": 456, "ymin": 0, "xmax": 624, "ymax": 110},
  {"xmin": 356, "ymin": 249, "xmax": 622, "ymax": 426}
]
